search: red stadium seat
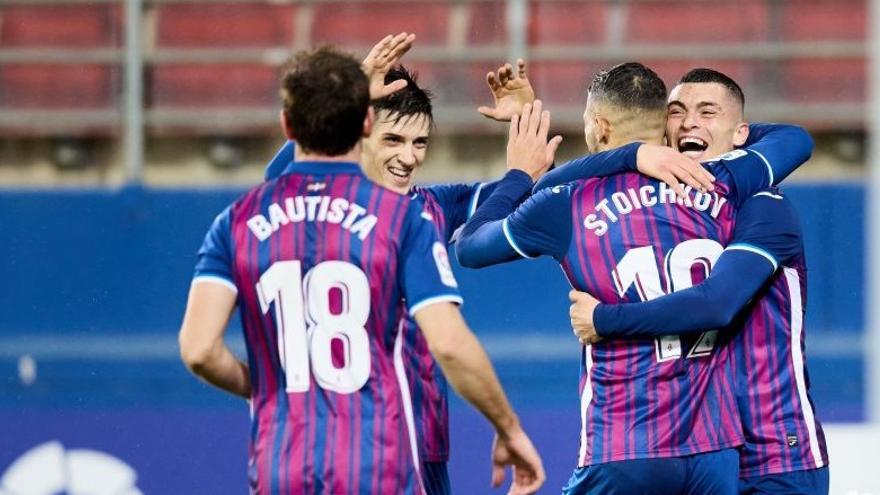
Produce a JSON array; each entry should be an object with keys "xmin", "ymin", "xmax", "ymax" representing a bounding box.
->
[
  {"xmin": 468, "ymin": 1, "xmax": 507, "ymax": 46},
  {"xmin": 782, "ymin": 60, "xmax": 865, "ymax": 103},
  {"xmin": 0, "ymin": 65, "xmax": 117, "ymax": 109},
  {"xmin": 155, "ymin": 3, "xmax": 296, "ymax": 48},
  {"xmin": 405, "ymin": 62, "xmax": 489, "ymax": 106},
  {"xmin": 626, "ymin": 1, "xmax": 769, "ymax": 43},
  {"xmin": 528, "ymin": 61, "xmax": 605, "ymax": 106},
  {"xmin": 528, "ymin": 1, "xmax": 607, "ymax": 45},
  {"xmin": 311, "ymin": 2, "xmax": 449, "ymax": 46},
  {"xmin": 1, "ymin": 4, "xmax": 121, "ymax": 47},
  {"xmin": 779, "ymin": 1, "xmax": 866, "ymax": 42},
  {"xmin": 150, "ymin": 65, "xmax": 278, "ymax": 108}
]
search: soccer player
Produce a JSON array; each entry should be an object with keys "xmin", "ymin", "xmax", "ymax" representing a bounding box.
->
[
  {"xmin": 566, "ymin": 70, "xmax": 829, "ymax": 495},
  {"xmin": 456, "ymin": 63, "xmax": 811, "ymax": 494},
  {"xmin": 263, "ymin": 64, "xmax": 499, "ymax": 494},
  {"xmin": 177, "ymin": 46, "xmax": 545, "ymax": 494}
]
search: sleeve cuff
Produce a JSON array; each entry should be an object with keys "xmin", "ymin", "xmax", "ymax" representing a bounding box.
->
[
  {"xmin": 408, "ymin": 294, "xmax": 464, "ymax": 316},
  {"xmin": 725, "ymin": 243, "xmax": 779, "ymax": 271},
  {"xmin": 592, "ymin": 303, "xmax": 617, "ymax": 338},
  {"xmin": 192, "ymin": 275, "xmax": 238, "ymax": 294}
]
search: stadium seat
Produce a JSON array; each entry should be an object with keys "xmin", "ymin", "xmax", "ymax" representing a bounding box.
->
[
  {"xmin": 643, "ymin": 61, "xmax": 757, "ymax": 92},
  {"xmin": 0, "ymin": 4, "xmax": 122, "ymax": 47},
  {"xmin": 782, "ymin": 60, "xmax": 865, "ymax": 102},
  {"xmin": 528, "ymin": 61, "xmax": 605, "ymax": 106},
  {"xmin": 0, "ymin": 65, "xmax": 117, "ymax": 109},
  {"xmin": 626, "ymin": 1, "xmax": 769, "ymax": 43},
  {"xmin": 312, "ymin": 2, "xmax": 449, "ymax": 46},
  {"xmin": 405, "ymin": 62, "xmax": 489, "ymax": 107},
  {"xmin": 150, "ymin": 65, "xmax": 278, "ymax": 108},
  {"xmin": 155, "ymin": 3, "xmax": 296, "ymax": 48},
  {"xmin": 780, "ymin": 1, "xmax": 866, "ymax": 42},
  {"xmin": 467, "ymin": 1, "xmax": 507, "ymax": 46},
  {"xmin": 528, "ymin": 1, "xmax": 607, "ymax": 45}
]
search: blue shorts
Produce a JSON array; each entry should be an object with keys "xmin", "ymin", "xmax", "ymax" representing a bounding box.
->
[
  {"xmin": 562, "ymin": 449, "xmax": 739, "ymax": 495},
  {"xmin": 739, "ymin": 467, "xmax": 829, "ymax": 495},
  {"xmin": 422, "ymin": 461, "xmax": 450, "ymax": 495}
]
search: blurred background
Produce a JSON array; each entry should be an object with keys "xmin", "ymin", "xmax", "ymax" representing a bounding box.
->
[{"xmin": 0, "ymin": 0, "xmax": 876, "ymax": 493}]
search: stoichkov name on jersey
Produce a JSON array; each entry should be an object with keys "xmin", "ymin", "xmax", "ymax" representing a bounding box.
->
[
  {"xmin": 247, "ymin": 195, "xmax": 378, "ymax": 242},
  {"xmin": 583, "ymin": 182, "xmax": 728, "ymax": 237}
]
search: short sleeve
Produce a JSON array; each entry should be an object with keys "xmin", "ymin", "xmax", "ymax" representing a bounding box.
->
[
  {"xmin": 193, "ymin": 206, "xmax": 237, "ymax": 293},
  {"xmin": 726, "ymin": 189, "xmax": 803, "ymax": 269},
  {"xmin": 504, "ymin": 184, "xmax": 574, "ymax": 261},
  {"xmin": 423, "ymin": 182, "xmax": 483, "ymax": 240},
  {"xmin": 399, "ymin": 202, "xmax": 464, "ymax": 316}
]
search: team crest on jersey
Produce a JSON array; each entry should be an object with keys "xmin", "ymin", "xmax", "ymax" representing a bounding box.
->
[{"xmin": 432, "ymin": 242, "xmax": 458, "ymax": 288}]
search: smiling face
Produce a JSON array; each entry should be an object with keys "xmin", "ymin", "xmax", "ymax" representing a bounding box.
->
[
  {"xmin": 361, "ymin": 110, "xmax": 430, "ymax": 194},
  {"xmin": 666, "ymin": 82, "xmax": 749, "ymax": 161}
]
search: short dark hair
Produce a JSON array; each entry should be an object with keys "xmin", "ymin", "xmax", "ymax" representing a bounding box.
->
[
  {"xmin": 678, "ymin": 68, "xmax": 745, "ymax": 110},
  {"xmin": 280, "ymin": 46, "xmax": 369, "ymax": 156},
  {"xmin": 588, "ymin": 62, "xmax": 667, "ymax": 113},
  {"xmin": 372, "ymin": 65, "xmax": 434, "ymax": 128}
]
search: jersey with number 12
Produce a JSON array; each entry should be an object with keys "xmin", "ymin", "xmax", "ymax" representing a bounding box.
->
[{"xmin": 193, "ymin": 160, "xmax": 462, "ymax": 494}]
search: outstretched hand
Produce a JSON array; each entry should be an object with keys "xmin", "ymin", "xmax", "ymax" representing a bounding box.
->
[
  {"xmin": 479, "ymin": 59, "xmax": 536, "ymax": 122},
  {"xmin": 506, "ymin": 100, "xmax": 563, "ymax": 181},
  {"xmin": 491, "ymin": 427, "xmax": 545, "ymax": 495},
  {"xmin": 362, "ymin": 32, "xmax": 416, "ymax": 100}
]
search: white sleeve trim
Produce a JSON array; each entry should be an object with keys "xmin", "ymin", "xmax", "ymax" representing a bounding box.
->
[
  {"xmin": 467, "ymin": 183, "xmax": 485, "ymax": 219},
  {"xmin": 409, "ymin": 294, "xmax": 464, "ymax": 316},
  {"xmin": 192, "ymin": 275, "xmax": 238, "ymax": 295},
  {"xmin": 754, "ymin": 191, "xmax": 784, "ymax": 200},
  {"xmin": 502, "ymin": 217, "xmax": 536, "ymax": 259},
  {"xmin": 726, "ymin": 243, "xmax": 778, "ymax": 271},
  {"xmin": 749, "ymin": 149, "xmax": 774, "ymax": 186}
]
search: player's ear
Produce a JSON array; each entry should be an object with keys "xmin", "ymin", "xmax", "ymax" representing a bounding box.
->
[
  {"xmin": 280, "ymin": 110, "xmax": 296, "ymax": 141},
  {"xmin": 362, "ymin": 107, "xmax": 375, "ymax": 138},
  {"xmin": 732, "ymin": 121, "xmax": 749, "ymax": 147},
  {"xmin": 596, "ymin": 116, "xmax": 612, "ymax": 145}
]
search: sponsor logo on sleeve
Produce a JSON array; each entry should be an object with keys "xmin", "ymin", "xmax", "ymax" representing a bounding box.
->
[{"xmin": 432, "ymin": 242, "xmax": 458, "ymax": 288}]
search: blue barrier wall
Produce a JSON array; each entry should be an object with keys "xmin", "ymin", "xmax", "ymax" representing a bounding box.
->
[{"xmin": 0, "ymin": 183, "xmax": 865, "ymax": 492}]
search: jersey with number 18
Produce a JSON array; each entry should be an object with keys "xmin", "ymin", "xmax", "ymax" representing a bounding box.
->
[{"xmin": 193, "ymin": 160, "xmax": 462, "ymax": 495}]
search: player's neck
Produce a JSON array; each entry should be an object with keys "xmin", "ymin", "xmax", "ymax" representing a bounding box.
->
[{"xmin": 295, "ymin": 142, "xmax": 363, "ymax": 165}]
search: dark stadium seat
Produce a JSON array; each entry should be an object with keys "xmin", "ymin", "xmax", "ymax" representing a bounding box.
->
[
  {"xmin": 312, "ymin": 2, "xmax": 449, "ymax": 46},
  {"xmin": 782, "ymin": 60, "xmax": 865, "ymax": 102},
  {"xmin": 528, "ymin": 1, "xmax": 607, "ymax": 44},
  {"xmin": 780, "ymin": 1, "xmax": 866, "ymax": 41},
  {"xmin": 150, "ymin": 65, "xmax": 278, "ymax": 108},
  {"xmin": 155, "ymin": 3, "xmax": 296, "ymax": 48},
  {"xmin": 0, "ymin": 4, "xmax": 121, "ymax": 47},
  {"xmin": 0, "ymin": 65, "xmax": 117, "ymax": 109},
  {"xmin": 626, "ymin": 1, "xmax": 769, "ymax": 43}
]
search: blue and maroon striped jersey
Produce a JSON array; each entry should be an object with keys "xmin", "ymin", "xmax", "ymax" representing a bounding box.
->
[
  {"xmin": 401, "ymin": 183, "xmax": 484, "ymax": 464},
  {"xmin": 587, "ymin": 189, "xmax": 830, "ymax": 477},
  {"xmin": 529, "ymin": 173, "xmax": 744, "ymax": 466},
  {"xmin": 193, "ymin": 160, "xmax": 462, "ymax": 494},
  {"xmin": 457, "ymin": 149, "xmax": 790, "ymax": 467},
  {"xmin": 725, "ymin": 194, "xmax": 829, "ymax": 477}
]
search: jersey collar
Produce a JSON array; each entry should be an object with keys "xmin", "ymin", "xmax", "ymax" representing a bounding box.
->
[{"xmin": 281, "ymin": 160, "xmax": 364, "ymax": 177}]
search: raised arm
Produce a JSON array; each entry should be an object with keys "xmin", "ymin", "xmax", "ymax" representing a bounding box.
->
[
  {"xmin": 456, "ymin": 101, "xmax": 564, "ymax": 267},
  {"xmin": 569, "ymin": 191, "xmax": 802, "ymax": 344}
]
